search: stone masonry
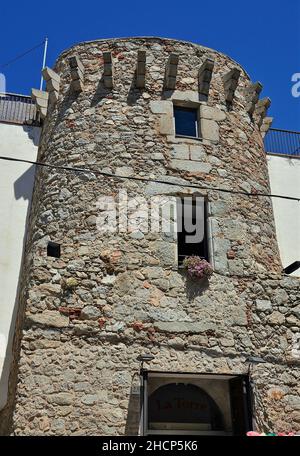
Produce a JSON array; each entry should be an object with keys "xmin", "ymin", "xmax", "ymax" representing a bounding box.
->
[{"xmin": 0, "ymin": 37, "xmax": 299, "ymax": 435}]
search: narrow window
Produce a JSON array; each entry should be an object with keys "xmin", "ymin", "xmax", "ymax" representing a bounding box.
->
[
  {"xmin": 177, "ymin": 197, "xmax": 208, "ymax": 265},
  {"xmin": 174, "ymin": 106, "xmax": 199, "ymax": 138},
  {"xmin": 47, "ymin": 241, "xmax": 61, "ymax": 258}
]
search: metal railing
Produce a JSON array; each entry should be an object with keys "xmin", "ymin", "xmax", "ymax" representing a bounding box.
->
[
  {"xmin": 0, "ymin": 92, "xmax": 37, "ymax": 125},
  {"xmin": 264, "ymin": 128, "xmax": 300, "ymax": 157}
]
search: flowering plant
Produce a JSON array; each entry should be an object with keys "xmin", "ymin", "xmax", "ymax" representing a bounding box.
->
[
  {"xmin": 183, "ymin": 256, "xmax": 213, "ymax": 280},
  {"xmin": 247, "ymin": 431, "xmax": 296, "ymax": 436}
]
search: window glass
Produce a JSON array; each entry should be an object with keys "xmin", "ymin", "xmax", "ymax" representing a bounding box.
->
[{"xmin": 174, "ymin": 106, "xmax": 198, "ymax": 137}]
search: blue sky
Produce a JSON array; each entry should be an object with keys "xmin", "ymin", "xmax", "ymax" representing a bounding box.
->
[{"xmin": 1, "ymin": 0, "xmax": 299, "ymax": 130}]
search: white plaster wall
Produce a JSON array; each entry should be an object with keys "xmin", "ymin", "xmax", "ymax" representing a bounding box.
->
[
  {"xmin": 0, "ymin": 123, "xmax": 40, "ymax": 410},
  {"xmin": 267, "ymin": 155, "xmax": 300, "ymax": 277}
]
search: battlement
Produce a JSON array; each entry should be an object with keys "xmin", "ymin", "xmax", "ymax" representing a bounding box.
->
[{"xmin": 32, "ymin": 37, "xmax": 271, "ymax": 137}]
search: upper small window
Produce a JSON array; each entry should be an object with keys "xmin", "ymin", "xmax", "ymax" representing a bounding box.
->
[{"xmin": 174, "ymin": 106, "xmax": 199, "ymax": 138}]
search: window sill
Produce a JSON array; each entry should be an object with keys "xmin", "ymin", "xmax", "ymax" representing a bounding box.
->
[{"xmin": 175, "ymin": 135, "xmax": 202, "ymax": 142}]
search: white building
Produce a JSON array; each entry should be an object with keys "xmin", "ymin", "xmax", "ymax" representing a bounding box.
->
[
  {"xmin": 0, "ymin": 94, "xmax": 40, "ymax": 410},
  {"xmin": 265, "ymin": 129, "xmax": 300, "ymax": 277}
]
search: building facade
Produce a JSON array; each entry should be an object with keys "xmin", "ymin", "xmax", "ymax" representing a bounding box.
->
[
  {"xmin": 0, "ymin": 37, "xmax": 299, "ymax": 435},
  {"xmin": 0, "ymin": 94, "xmax": 40, "ymax": 431}
]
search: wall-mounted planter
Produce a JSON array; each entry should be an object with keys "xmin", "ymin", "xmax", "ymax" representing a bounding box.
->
[{"xmin": 183, "ymin": 256, "xmax": 213, "ymax": 280}]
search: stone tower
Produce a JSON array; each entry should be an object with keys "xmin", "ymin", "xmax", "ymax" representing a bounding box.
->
[{"xmin": 2, "ymin": 37, "xmax": 299, "ymax": 435}]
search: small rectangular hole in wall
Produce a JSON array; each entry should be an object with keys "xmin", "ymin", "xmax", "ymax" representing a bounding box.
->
[
  {"xmin": 174, "ymin": 106, "xmax": 199, "ymax": 138},
  {"xmin": 47, "ymin": 241, "xmax": 61, "ymax": 258}
]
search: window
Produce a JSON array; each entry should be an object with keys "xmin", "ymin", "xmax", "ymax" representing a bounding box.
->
[
  {"xmin": 142, "ymin": 372, "xmax": 252, "ymax": 436},
  {"xmin": 174, "ymin": 106, "xmax": 199, "ymax": 138},
  {"xmin": 177, "ymin": 197, "xmax": 208, "ymax": 265},
  {"xmin": 47, "ymin": 241, "xmax": 61, "ymax": 258}
]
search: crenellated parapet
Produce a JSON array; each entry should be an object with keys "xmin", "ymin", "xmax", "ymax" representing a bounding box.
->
[
  {"xmin": 68, "ymin": 55, "xmax": 85, "ymax": 92},
  {"xmin": 42, "ymin": 66, "xmax": 60, "ymax": 105},
  {"xmin": 164, "ymin": 53, "xmax": 179, "ymax": 90},
  {"xmin": 32, "ymin": 39, "xmax": 272, "ymax": 131},
  {"xmin": 255, "ymin": 97, "xmax": 272, "ymax": 128},
  {"xmin": 260, "ymin": 116, "xmax": 273, "ymax": 137},
  {"xmin": 198, "ymin": 58, "xmax": 215, "ymax": 100},
  {"xmin": 245, "ymin": 82, "xmax": 263, "ymax": 117},
  {"xmin": 222, "ymin": 67, "xmax": 241, "ymax": 105},
  {"xmin": 103, "ymin": 52, "xmax": 113, "ymax": 89},
  {"xmin": 136, "ymin": 50, "xmax": 146, "ymax": 88},
  {"xmin": 31, "ymin": 88, "xmax": 48, "ymax": 119}
]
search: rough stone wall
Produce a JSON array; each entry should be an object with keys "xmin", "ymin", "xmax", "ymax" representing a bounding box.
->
[{"xmin": 2, "ymin": 37, "xmax": 299, "ymax": 435}]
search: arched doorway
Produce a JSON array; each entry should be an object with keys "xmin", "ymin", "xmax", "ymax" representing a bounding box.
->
[{"xmin": 148, "ymin": 383, "xmax": 224, "ymax": 434}]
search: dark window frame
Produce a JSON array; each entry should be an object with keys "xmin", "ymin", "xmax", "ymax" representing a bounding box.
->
[
  {"xmin": 173, "ymin": 105, "xmax": 200, "ymax": 139},
  {"xmin": 177, "ymin": 197, "xmax": 209, "ymax": 266}
]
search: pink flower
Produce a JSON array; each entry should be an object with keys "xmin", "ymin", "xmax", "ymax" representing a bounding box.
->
[{"xmin": 183, "ymin": 256, "xmax": 213, "ymax": 280}]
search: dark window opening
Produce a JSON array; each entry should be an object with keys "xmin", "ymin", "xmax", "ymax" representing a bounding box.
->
[
  {"xmin": 148, "ymin": 383, "xmax": 224, "ymax": 432},
  {"xmin": 142, "ymin": 372, "xmax": 253, "ymax": 436},
  {"xmin": 177, "ymin": 198, "xmax": 208, "ymax": 265},
  {"xmin": 174, "ymin": 106, "xmax": 199, "ymax": 138},
  {"xmin": 47, "ymin": 241, "xmax": 61, "ymax": 258}
]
